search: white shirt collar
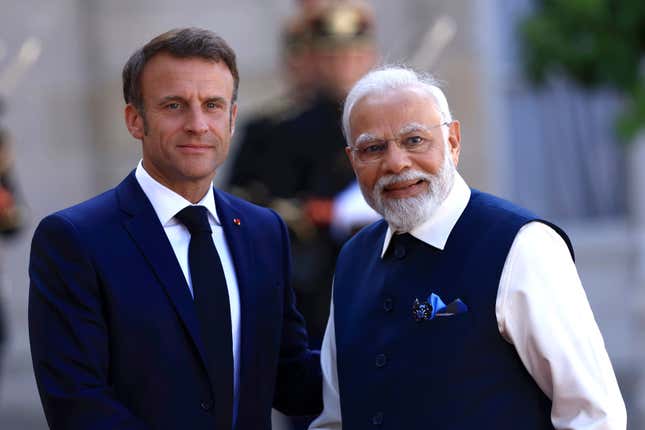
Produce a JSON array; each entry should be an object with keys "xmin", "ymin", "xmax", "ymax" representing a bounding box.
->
[
  {"xmin": 135, "ymin": 160, "xmax": 220, "ymax": 227},
  {"xmin": 380, "ymin": 172, "xmax": 471, "ymax": 258}
]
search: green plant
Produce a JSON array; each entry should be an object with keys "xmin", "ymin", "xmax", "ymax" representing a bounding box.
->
[{"xmin": 521, "ymin": 0, "xmax": 645, "ymax": 140}]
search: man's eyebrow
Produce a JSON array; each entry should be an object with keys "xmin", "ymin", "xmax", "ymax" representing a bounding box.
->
[
  {"xmin": 397, "ymin": 122, "xmax": 431, "ymax": 136},
  {"xmin": 157, "ymin": 95, "xmax": 185, "ymax": 105},
  {"xmin": 156, "ymin": 95, "xmax": 228, "ymax": 105},
  {"xmin": 355, "ymin": 132, "xmax": 379, "ymax": 146},
  {"xmin": 203, "ymin": 96, "xmax": 227, "ymax": 105}
]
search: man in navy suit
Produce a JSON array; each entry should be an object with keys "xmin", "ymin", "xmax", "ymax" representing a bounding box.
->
[{"xmin": 28, "ymin": 27, "xmax": 321, "ymax": 430}]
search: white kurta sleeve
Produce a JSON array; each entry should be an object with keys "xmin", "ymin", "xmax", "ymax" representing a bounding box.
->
[
  {"xmin": 308, "ymin": 303, "xmax": 342, "ymax": 430},
  {"xmin": 496, "ymin": 221, "xmax": 626, "ymax": 429}
]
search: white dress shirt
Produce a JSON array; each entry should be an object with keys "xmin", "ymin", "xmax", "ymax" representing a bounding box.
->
[
  {"xmin": 310, "ymin": 173, "xmax": 626, "ymax": 430},
  {"xmin": 135, "ymin": 161, "xmax": 241, "ymax": 404}
]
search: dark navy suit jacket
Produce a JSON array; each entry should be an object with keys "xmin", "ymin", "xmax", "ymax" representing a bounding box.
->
[{"xmin": 28, "ymin": 172, "xmax": 322, "ymax": 430}]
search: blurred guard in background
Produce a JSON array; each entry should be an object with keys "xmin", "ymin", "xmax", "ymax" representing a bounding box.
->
[
  {"xmin": 228, "ymin": 11, "xmax": 316, "ymax": 205},
  {"xmin": 229, "ymin": 0, "xmax": 378, "ymax": 352},
  {"xmin": 0, "ymin": 97, "xmax": 24, "ymax": 389}
]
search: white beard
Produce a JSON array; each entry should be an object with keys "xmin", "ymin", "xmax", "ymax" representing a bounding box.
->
[{"xmin": 362, "ymin": 142, "xmax": 456, "ymax": 233}]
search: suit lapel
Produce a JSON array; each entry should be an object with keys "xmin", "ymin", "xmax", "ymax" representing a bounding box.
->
[
  {"xmin": 117, "ymin": 175, "xmax": 262, "ymax": 416},
  {"xmin": 214, "ymin": 189, "xmax": 258, "ymax": 417},
  {"xmin": 116, "ymin": 172, "xmax": 210, "ymax": 371}
]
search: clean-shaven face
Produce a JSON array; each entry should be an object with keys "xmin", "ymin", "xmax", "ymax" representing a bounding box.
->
[{"xmin": 126, "ymin": 53, "xmax": 238, "ymax": 195}]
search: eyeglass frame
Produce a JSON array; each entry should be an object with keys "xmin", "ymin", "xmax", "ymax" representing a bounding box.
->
[{"xmin": 348, "ymin": 120, "xmax": 453, "ymax": 163}]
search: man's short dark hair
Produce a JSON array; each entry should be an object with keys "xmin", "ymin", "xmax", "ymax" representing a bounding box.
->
[{"xmin": 122, "ymin": 27, "xmax": 239, "ymax": 112}]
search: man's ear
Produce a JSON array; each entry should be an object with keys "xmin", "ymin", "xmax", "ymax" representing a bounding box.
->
[
  {"xmin": 125, "ymin": 104, "xmax": 145, "ymax": 140},
  {"xmin": 230, "ymin": 102, "xmax": 238, "ymax": 135},
  {"xmin": 345, "ymin": 145, "xmax": 358, "ymax": 172},
  {"xmin": 447, "ymin": 120, "xmax": 461, "ymax": 167}
]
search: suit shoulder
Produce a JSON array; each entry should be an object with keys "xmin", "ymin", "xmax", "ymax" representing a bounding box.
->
[
  {"xmin": 44, "ymin": 188, "xmax": 119, "ymax": 230},
  {"xmin": 31, "ymin": 189, "xmax": 119, "ymax": 254},
  {"xmin": 340, "ymin": 219, "xmax": 387, "ymax": 255},
  {"xmin": 216, "ymin": 189, "xmax": 284, "ymax": 226},
  {"xmin": 217, "ymin": 189, "xmax": 270, "ymax": 213}
]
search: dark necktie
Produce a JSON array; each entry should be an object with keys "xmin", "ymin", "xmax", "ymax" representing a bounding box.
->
[{"xmin": 175, "ymin": 205, "xmax": 233, "ymax": 429}]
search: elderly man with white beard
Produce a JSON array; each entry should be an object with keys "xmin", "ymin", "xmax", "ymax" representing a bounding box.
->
[{"xmin": 308, "ymin": 66, "xmax": 626, "ymax": 430}]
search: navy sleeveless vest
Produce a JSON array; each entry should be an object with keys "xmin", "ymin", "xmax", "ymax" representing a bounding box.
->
[{"xmin": 333, "ymin": 190, "xmax": 573, "ymax": 429}]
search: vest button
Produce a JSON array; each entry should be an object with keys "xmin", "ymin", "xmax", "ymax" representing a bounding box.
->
[
  {"xmin": 394, "ymin": 244, "xmax": 406, "ymax": 259},
  {"xmin": 200, "ymin": 400, "xmax": 213, "ymax": 411},
  {"xmin": 383, "ymin": 298, "xmax": 393, "ymax": 312},
  {"xmin": 375, "ymin": 353, "xmax": 387, "ymax": 368},
  {"xmin": 372, "ymin": 411, "xmax": 384, "ymax": 425}
]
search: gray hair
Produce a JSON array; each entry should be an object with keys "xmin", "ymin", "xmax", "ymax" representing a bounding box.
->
[{"xmin": 341, "ymin": 66, "xmax": 452, "ymax": 146}]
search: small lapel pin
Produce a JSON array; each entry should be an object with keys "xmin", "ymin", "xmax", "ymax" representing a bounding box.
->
[
  {"xmin": 412, "ymin": 298, "xmax": 433, "ymax": 322},
  {"xmin": 233, "ymin": 218, "xmax": 241, "ymax": 226}
]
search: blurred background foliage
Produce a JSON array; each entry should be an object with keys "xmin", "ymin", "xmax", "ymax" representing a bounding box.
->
[{"xmin": 520, "ymin": 0, "xmax": 645, "ymax": 140}]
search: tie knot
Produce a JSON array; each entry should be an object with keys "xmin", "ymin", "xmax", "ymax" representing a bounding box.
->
[{"xmin": 175, "ymin": 205, "xmax": 212, "ymax": 234}]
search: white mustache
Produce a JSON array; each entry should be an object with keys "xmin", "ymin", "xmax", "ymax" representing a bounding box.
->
[{"xmin": 374, "ymin": 170, "xmax": 433, "ymax": 194}]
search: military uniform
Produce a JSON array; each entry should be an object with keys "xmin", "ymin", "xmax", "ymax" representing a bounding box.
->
[
  {"xmin": 229, "ymin": 93, "xmax": 353, "ymax": 345},
  {"xmin": 228, "ymin": 1, "xmax": 377, "ymax": 348}
]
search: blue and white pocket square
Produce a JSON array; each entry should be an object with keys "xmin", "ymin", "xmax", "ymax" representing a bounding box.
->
[{"xmin": 412, "ymin": 293, "xmax": 468, "ymax": 322}]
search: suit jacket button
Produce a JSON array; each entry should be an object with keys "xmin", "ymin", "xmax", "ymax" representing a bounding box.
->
[
  {"xmin": 383, "ymin": 298, "xmax": 393, "ymax": 312},
  {"xmin": 372, "ymin": 411, "xmax": 384, "ymax": 425},
  {"xmin": 200, "ymin": 400, "xmax": 213, "ymax": 411},
  {"xmin": 375, "ymin": 353, "xmax": 387, "ymax": 368}
]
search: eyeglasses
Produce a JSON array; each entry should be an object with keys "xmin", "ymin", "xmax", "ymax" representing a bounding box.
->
[{"xmin": 349, "ymin": 121, "xmax": 451, "ymax": 163}]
